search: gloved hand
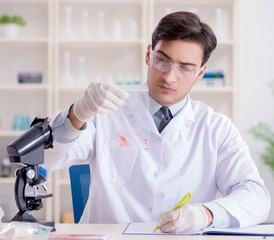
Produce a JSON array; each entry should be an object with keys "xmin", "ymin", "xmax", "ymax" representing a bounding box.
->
[
  {"xmin": 73, "ymin": 82, "xmax": 129, "ymax": 122},
  {"xmin": 157, "ymin": 204, "xmax": 210, "ymax": 233}
]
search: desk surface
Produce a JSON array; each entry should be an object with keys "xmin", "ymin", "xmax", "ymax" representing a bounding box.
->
[{"xmin": 51, "ymin": 224, "xmax": 272, "ymax": 240}]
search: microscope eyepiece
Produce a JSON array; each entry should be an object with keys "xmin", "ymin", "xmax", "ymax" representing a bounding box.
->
[{"xmin": 7, "ymin": 117, "xmax": 53, "ymax": 165}]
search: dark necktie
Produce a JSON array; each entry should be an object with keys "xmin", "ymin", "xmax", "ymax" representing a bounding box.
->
[{"xmin": 158, "ymin": 106, "xmax": 173, "ymax": 133}]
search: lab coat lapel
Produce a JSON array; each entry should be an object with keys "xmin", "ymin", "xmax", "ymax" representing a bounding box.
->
[{"xmin": 161, "ymin": 97, "xmax": 195, "ymax": 133}]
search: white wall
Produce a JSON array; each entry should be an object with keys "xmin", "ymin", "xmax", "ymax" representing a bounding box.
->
[{"xmin": 239, "ymin": 0, "xmax": 274, "ymax": 222}]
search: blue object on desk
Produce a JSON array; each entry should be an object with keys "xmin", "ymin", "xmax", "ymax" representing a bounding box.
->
[{"xmin": 69, "ymin": 164, "xmax": 91, "ymax": 223}]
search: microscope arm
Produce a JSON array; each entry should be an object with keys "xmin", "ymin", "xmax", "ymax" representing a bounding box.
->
[{"xmin": 14, "ymin": 167, "xmax": 29, "ymax": 212}]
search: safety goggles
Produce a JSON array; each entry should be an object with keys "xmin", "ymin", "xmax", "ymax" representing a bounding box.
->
[{"xmin": 150, "ymin": 50, "xmax": 202, "ymax": 79}]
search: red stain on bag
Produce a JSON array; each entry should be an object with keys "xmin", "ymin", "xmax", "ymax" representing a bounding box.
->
[{"xmin": 119, "ymin": 134, "xmax": 128, "ymax": 147}]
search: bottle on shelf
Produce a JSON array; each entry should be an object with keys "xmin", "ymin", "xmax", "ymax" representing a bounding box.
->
[
  {"xmin": 115, "ymin": 75, "xmax": 124, "ymax": 85},
  {"xmin": 64, "ymin": 6, "xmax": 75, "ymax": 38},
  {"xmin": 164, "ymin": 7, "xmax": 173, "ymax": 15},
  {"xmin": 1, "ymin": 156, "xmax": 11, "ymax": 177},
  {"xmin": 128, "ymin": 20, "xmax": 138, "ymax": 39},
  {"xmin": 213, "ymin": 7, "xmax": 225, "ymax": 39},
  {"xmin": 111, "ymin": 19, "xmax": 123, "ymax": 39},
  {"xmin": 77, "ymin": 56, "xmax": 87, "ymax": 85},
  {"xmin": 61, "ymin": 51, "xmax": 74, "ymax": 85},
  {"xmin": 106, "ymin": 74, "xmax": 114, "ymax": 84},
  {"xmin": 94, "ymin": 74, "xmax": 103, "ymax": 83},
  {"xmin": 12, "ymin": 114, "xmax": 31, "ymax": 131},
  {"xmin": 0, "ymin": 117, "xmax": 3, "ymax": 130},
  {"xmin": 189, "ymin": 7, "xmax": 198, "ymax": 14},
  {"xmin": 98, "ymin": 11, "xmax": 107, "ymax": 39},
  {"xmin": 81, "ymin": 10, "xmax": 91, "ymax": 38}
]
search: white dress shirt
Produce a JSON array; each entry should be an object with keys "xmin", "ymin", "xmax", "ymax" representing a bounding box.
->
[{"xmin": 44, "ymin": 91, "xmax": 270, "ymax": 228}]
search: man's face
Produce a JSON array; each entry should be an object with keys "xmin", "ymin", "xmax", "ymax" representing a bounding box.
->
[{"xmin": 145, "ymin": 40, "xmax": 206, "ymax": 106}]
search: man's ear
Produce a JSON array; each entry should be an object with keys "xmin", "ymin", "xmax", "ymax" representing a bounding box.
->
[
  {"xmin": 145, "ymin": 44, "xmax": 152, "ymax": 65},
  {"xmin": 195, "ymin": 64, "xmax": 207, "ymax": 83}
]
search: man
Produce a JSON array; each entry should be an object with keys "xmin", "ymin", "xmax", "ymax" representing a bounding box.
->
[{"xmin": 44, "ymin": 11, "xmax": 270, "ymax": 233}]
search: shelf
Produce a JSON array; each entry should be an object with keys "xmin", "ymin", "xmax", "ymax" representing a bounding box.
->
[
  {"xmin": 0, "ymin": 130, "xmax": 25, "ymax": 137},
  {"xmin": 58, "ymin": 38, "xmax": 144, "ymax": 45},
  {"xmin": 0, "ymin": 177, "xmax": 15, "ymax": 184},
  {"xmin": 155, "ymin": 0, "xmax": 235, "ymax": 3},
  {"xmin": 57, "ymin": 178, "xmax": 70, "ymax": 186},
  {"xmin": 59, "ymin": 0, "xmax": 143, "ymax": 3},
  {"xmin": 57, "ymin": 83, "xmax": 145, "ymax": 91},
  {"xmin": 57, "ymin": 85, "xmax": 233, "ymax": 93},
  {"xmin": 0, "ymin": 37, "xmax": 50, "ymax": 44},
  {"xmin": 218, "ymin": 40, "xmax": 238, "ymax": 46},
  {"xmin": 0, "ymin": 0, "xmax": 48, "ymax": 2},
  {"xmin": 72, "ymin": 38, "xmax": 238, "ymax": 47},
  {"xmin": 192, "ymin": 86, "xmax": 235, "ymax": 93},
  {"xmin": 0, "ymin": 84, "xmax": 50, "ymax": 91},
  {"xmin": 57, "ymin": 85, "xmax": 87, "ymax": 91}
]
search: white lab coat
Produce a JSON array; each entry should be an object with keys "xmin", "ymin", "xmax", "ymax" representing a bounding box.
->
[{"xmin": 44, "ymin": 92, "xmax": 270, "ymax": 228}]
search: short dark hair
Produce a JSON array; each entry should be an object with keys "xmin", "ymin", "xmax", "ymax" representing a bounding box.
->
[{"xmin": 152, "ymin": 11, "xmax": 217, "ymax": 66}]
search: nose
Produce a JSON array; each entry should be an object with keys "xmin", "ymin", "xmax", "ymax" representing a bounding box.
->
[{"xmin": 162, "ymin": 66, "xmax": 177, "ymax": 83}]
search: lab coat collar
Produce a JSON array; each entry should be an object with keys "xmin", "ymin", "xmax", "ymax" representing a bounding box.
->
[
  {"xmin": 148, "ymin": 94, "xmax": 188, "ymax": 118},
  {"xmin": 161, "ymin": 95, "xmax": 195, "ymax": 133},
  {"xmin": 125, "ymin": 92, "xmax": 195, "ymax": 134}
]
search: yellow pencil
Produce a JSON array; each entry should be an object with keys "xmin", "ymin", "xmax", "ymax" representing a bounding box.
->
[{"xmin": 153, "ymin": 193, "xmax": 192, "ymax": 232}]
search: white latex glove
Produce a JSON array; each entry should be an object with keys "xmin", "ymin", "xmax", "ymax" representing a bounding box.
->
[
  {"xmin": 157, "ymin": 204, "xmax": 209, "ymax": 233},
  {"xmin": 73, "ymin": 82, "xmax": 129, "ymax": 122}
]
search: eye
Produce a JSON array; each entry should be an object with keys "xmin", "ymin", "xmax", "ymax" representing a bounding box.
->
[
  {"xmin": 179, "ymin": 65, "xmax": 193, "ymax": 73},
  {"xmin": 153, "ymin": 54, "xmax": 170, "ymax": 69},
  {"xmin": 155, "ymin": 54, "xmax": 168, "ymax": 63}
]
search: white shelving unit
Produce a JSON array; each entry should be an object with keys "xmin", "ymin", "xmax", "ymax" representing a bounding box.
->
[
  {"xmin": 53, "ymin": 0, "xmax": 147, "ymax": 110},
  {"xmin": 0, "ymin": 0, "xmax": 239, "ymax": 223},
  {"xmin": 0, "ymin": 0, "xmax": 54, "ymax": 222}
]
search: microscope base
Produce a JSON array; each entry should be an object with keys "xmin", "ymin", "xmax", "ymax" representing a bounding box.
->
[{"xmin": 12, "ymin": 210, "xmax": 55, "ymax": 231}]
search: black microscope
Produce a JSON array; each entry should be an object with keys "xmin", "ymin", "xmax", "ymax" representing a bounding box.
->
[{"xmin": 6, "ymin": 117, "xmax": 55, "ymax": 230}]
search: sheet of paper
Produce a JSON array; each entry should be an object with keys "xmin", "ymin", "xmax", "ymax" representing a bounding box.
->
[{"xmin": 123, "ymin": 222, "xmax": 274, "ymax": 236}]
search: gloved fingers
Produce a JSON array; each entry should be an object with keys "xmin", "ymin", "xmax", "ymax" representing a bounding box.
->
[
  {"xmin": 95, "ymin": 98, "xmax": 120, "ymax": 113},
  {"xmin": 98, "ymin": 90, "xmax": 126, "ymax": 109},
  {"xmin": 176, "ymin": 204, "xmax": 209, "ymax": 233},
  {"xmin": 159, "ymin": 210, "xmax": 181, "ymax": 233},
  {"xmin": 101, "ymin": 82, "xmax": 129, "ymax": 100},
  {"xmin": 73, "ymin": 82, "xmax": 129, "ymax": 122},
  {"xmin": 89, "ymin": 83, "xmax": 128, "ymax": 110},
  {"xmin": 160, "ymin": 220, "xmax": 180, "ymax": 233},
  {"xmin": 159, "ymin": 207, "xmax": 197, "ymax": 233},
  {"xmin": 157, "ymin": 204, "xmax": 210, "ymax": 233},
  {"xmin": 80, "ymin": 90, "xmax": 115, "ymax": 114},
  {"xmin": 157, "ymin": 208, "xmax": 180, "ymax": 229}
]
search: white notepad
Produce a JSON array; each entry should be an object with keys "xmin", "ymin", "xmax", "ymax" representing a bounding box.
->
[{"xmin": 123, "ymin": 222, "xmax": 274, "ymax": 236}]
